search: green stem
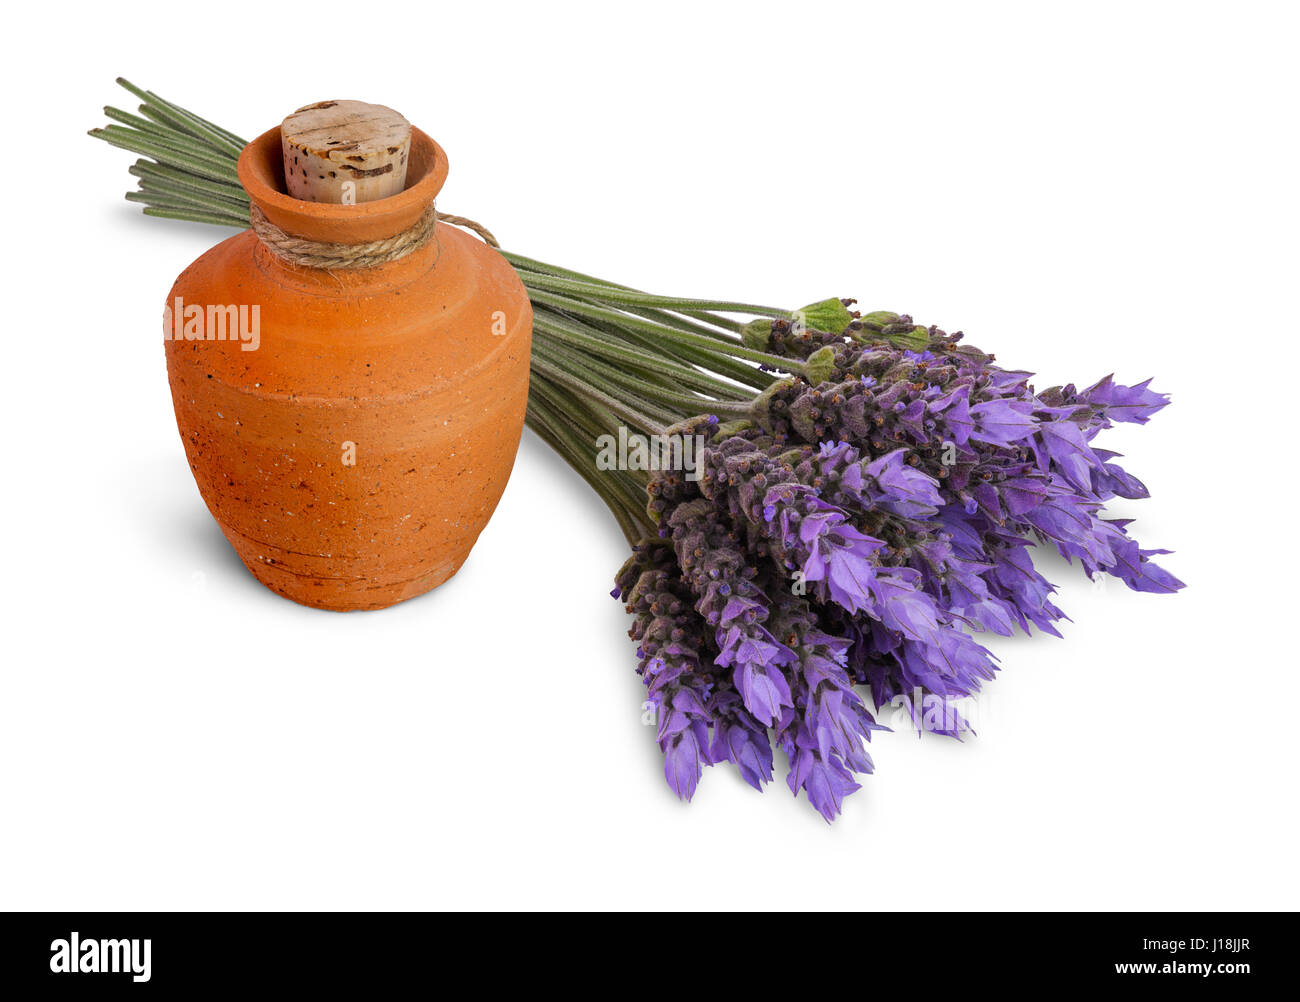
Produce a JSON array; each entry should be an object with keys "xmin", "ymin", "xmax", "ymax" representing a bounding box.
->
[
  {"xmin": 525, "ymin": 390, "xmax": 652, "ymax": 543},
  {"xmin": 137, "ymin": 102, "xmax": 246, "ymax": 160},
  {"xmin": 526, "ymin": 410, "xmax": 642, "ymax": 545},
  {"xmin": 547, "ymin": 338, "xmax": 748, "ymax": 419},
  {"xmin": 534, "ymin": 312, "xmax": 749, "ymax": 400},
  {"xmin": 95, "ymin": 125, "xmax": 240, "ymax": 175},
  {"xmin": 129, "ymin": 161, "xmax": 248, "ymax": 210},
  {"xmin": 531, "ymin": 376, "xmax": 654, "ymax": 512},
  {"xmin": 505, "ymin": 251, "xmax": 748, "ymax": 338},
  {"xmin": 533, "ymin": 342, "xmax": 661, "ymax": 426},
  {"xmin": 103, "ymin": 106, "xmax": 177, "ymax": 139},
  {"xmin": 529, "ymin": 374, "xmax": 608, "ymax": 443},
  {"xmin": 88, "ymin": 128, "xmax": 240, "ymax": 185},
  {"xmin": 130, "ymin": 183, "xmax": 249, "ymax": 220},
  {"xmin": 530, "ymin": 351, "xmax": 668, "ymax": 437},
  {"xmin": 116, "ymin": 78, "xmax": 249, "ymax": 149},
  {"xmin": 606, "ymin": 312, "xmax": 775, "ymax": 390},
  {"xmin": 529, "ymin": 288, "xmax": 803, "ymax": 375},
  {"xmin": 522, "ymin": 269, "xmax": 788, "ymax": 320}
]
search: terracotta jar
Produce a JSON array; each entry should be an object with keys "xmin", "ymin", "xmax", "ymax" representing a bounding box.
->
[{"xmin": 163, "ymin": 126, "xmax": 532, "ymax": 610}]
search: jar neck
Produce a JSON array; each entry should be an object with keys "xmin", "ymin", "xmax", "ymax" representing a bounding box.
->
[{"xmin": 250, "ymin": 230, "xmax": 443, "ymax": 294}]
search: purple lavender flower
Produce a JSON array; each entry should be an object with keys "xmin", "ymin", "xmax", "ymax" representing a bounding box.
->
[
  {"xmin": 1075, "ymin": 374, "xmax": 1170, "ymax": 425},
  {"xmin": 615, "ymin": 542, "xmax": 718, "ymax": 800},
  {"xmin": 610, "ymin": 314, "xmax": 1181, "ymax": 820},
  {"xmin": 666, "ymin": 497, "xmax": 796, "ymax": 727},
  {"xmin": 969, "ymin": 398, "xmax": 1038, "ymax": 447},
  {"xmin": 765, "ymin": 571, "xmax": 884, "ymax": 821},
  {"xmin": 707, "ymin": 688, "xmax": 774, "ymax": 790}
]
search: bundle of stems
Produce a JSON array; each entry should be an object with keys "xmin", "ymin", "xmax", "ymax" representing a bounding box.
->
[{"xmin": 89, "ymin": 79, "xmax": 819, "ymax": 543}]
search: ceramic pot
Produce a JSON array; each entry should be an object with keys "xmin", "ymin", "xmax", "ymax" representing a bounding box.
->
[{"xmin": 163, "ymin": 126, "xmax": 532, "ymax": 610}]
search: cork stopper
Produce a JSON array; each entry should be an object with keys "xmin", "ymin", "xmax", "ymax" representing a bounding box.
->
[{"xmin": 281, "ymin": 100, "xmax": 412, "ymax": 204}]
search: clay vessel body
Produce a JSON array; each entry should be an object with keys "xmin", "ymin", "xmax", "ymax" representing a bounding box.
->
[{"xmin": 164, "ymin": 127, "xmax": 532, "ymax": 610}]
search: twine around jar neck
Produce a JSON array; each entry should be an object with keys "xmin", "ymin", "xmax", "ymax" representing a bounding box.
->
[{"xmin": 249, "ymin": 202, "xmax": 500, "ymax": 270}]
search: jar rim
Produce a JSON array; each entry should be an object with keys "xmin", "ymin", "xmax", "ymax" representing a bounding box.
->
[{"xmin": 237, "ymin": 125, "xmax": 449, "ymax": 245}]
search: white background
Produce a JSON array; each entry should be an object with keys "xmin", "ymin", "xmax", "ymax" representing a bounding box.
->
[{"xmin": 2, "ymin": 1, "xmax": 1296, "ymax": 910}]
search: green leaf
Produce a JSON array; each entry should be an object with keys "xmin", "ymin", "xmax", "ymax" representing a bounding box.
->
[
  {"xmin": 805, "ymin": 346, "xmax": 838, "ymax": 385},
  {"xmin": 795, "ymin": 298, "xmax": 853, "ymax": 334},
  {"xmin": 741, "ymin": 318, "xmax": 774, "ymax": 351}
]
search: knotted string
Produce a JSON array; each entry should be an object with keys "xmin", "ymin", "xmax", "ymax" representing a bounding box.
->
[{"xmin": 249, "ymin": 202, "xmax": 499, "ymax": 270}]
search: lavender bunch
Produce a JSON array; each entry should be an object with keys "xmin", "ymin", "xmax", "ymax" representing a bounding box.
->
[
  {"xmin": 93, "ymin": 82, "xmax": 1182, "ymax": 821},
  {"xmin": 610, "ymin": 310, "xmax": 1181, "ymax": 819}
]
